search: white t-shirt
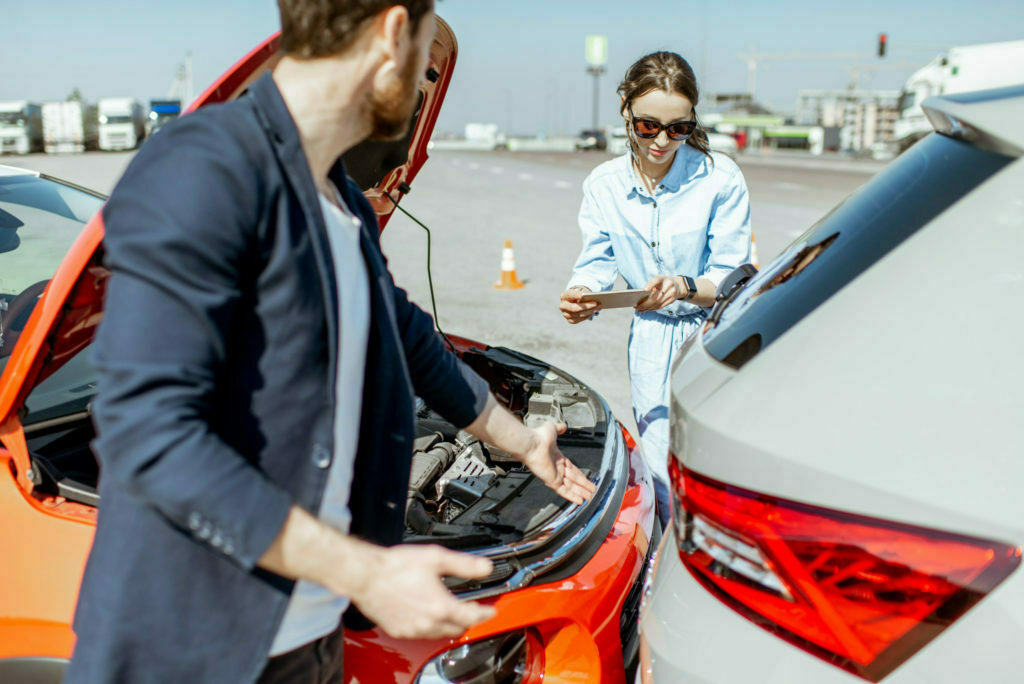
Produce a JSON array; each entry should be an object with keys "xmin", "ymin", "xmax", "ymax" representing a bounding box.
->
[{"xmin": 269, "ymin": 190, "xmax": 370, "ymax": 656}]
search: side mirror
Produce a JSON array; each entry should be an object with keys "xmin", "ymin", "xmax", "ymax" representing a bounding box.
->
[{"xmin": 708, "ymin": 263, "xmax": 758, "ymax": 327}]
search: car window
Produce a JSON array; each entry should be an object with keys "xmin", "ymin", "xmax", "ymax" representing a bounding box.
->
[
  {"xmin": 703, "ymin": 133, "xmax": 1014, "ymax": 370},
  {"xmin": 0, "ymin": 173, "xmax": 104, "ymax": 366}
]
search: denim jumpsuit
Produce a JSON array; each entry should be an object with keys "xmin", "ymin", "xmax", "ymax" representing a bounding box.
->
[{"xmin": 567, "ymin": 145, "xmax": 751, "ymax": 523}]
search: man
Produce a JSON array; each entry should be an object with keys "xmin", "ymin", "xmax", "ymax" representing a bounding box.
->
[{"xmin": 66, "ymin": 1, "xmax": 596, "ymax": 682}]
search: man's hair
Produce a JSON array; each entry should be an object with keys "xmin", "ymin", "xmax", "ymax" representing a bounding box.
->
[{"xmin": 277, "ymin": 1, "xmax": 433, "ymax": 59}]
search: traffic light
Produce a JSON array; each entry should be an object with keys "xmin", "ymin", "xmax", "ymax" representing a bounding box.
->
[{"xmin": 878, "ymin": 33, "xmax": 887, "ymax": 57}]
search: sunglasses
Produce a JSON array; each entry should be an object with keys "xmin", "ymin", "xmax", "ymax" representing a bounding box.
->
[{"xmin": 628, "ymin": 104, "xmax": 697, "ymax": 141}]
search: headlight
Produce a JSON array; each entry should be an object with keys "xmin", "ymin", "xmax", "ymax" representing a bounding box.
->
[
  {"xmin": 415, "ymin": 629, "xmax": 544, "ymax": 684},
  {"xmin": 98, "ymin": 115, "xmax": 108, "ymax": 124}
]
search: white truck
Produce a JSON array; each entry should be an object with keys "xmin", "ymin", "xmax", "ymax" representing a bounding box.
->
[
  {"xmin": 895, "ymin": 40, "xmax": 1024, "ymax": 150},
  {"xmin": 42, "ymin": 101, "xmax": 98, "ymax": 154},
  {"xmin": 98, "ymin": 97, "xmax": 145, "ymax": 151},
  {"xmin": 0, "ymin": 101, "xmax": 43, "ymax": 155}
]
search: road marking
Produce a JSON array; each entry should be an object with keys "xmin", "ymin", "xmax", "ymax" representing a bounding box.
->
[
  {"xmin": 517, "ymin": 172, "xmax": 533, "ymax": 181},
  {"xmin": 490, "ymin": 165, "xmax": 504, "ymax": 174},
  {"xmin": 554, "ymin": 180, "xmax": 572, "ymax": 189},
  {"xmin": 468, "ymin": 162, "xmax": 480, "ymax": 170},
  {"xmin": 773, "ymin": 182, "xmax": 809, "ymax": 191}
]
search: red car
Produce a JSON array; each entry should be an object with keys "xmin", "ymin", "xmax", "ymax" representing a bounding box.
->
[{"xmin": 0, "ymin": 17, "xmax": 656, "ymax": 684}]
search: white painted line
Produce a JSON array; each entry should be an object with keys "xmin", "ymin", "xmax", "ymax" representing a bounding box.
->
[
  {"xmin": 468, "ymin": 162, "xmax": 480, "ymax": 170},
  {"xmin": 490, "ymin": 165, "xmax": 504, "ymax": 174},
  {"xmin": 773, "ymin": 182, "xmax": 809, "ymax": 191},
  {"xmin": 554, "ymin": 180, "xmax": 572, "ymax": 189},
  {"xmin": 517, "ymin": 172, "xmax": 533, "ymax": 182}
]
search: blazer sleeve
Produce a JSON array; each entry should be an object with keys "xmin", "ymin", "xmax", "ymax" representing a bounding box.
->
[
  {"xmin": 91, "ymin": 114, "xmax": 293, "ymax": 571},
  {"xmin": 347, "ymin": 185, "xmax": 490, "ymax": 429}
]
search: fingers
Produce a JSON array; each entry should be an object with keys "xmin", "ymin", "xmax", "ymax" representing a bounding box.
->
[
  {"xmin": 559, "ymin": 298, "xmax": 601, "ymax": 324},
  {"xmin": 560, "ymin": 288, "xmax": 584, "ymax": 302},
  {"xmin": 432, "ymin": 547, "xmax": 494, "ymax": 580},
  {"xmin": 446, "ymin": 598, "xmax": 498, "ymax": 629},
  {"xmin": 560, "ymin": 460, "xmax": 598, "ymax": 502}
]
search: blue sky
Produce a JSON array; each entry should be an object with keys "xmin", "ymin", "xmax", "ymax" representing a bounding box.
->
[{"xmin": 3, "ymin": 0, "xmax": 1022, "ymax": 135}]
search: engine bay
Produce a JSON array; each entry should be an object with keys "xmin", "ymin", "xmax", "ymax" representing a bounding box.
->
[{"xmin": 404, "ymin": 346, "xmax": 608, "ymax": 549}]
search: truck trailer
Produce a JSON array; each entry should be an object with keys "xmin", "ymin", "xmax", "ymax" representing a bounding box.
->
[
  {"xmin": 98, "ymin": 97, "xmax": 146, "ymax": 151},
  {"xmin": 42, "ymin": 101, "xmax": 98, "ymax": 154},
  {"xmin": 895, "ymin": 40, "xmax": 1024, "ymax": 150}
]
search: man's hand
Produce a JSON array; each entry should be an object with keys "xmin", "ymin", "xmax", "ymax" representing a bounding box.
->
[
  {"xmin": 636, "ymin": 275, "xmax": 685, "ymax": 312},
  {"xmin": 345, "ymin": 545, "xmax": 497, "ymax": 639},
  {"xmin": 465, "ymin": 395, "xmax": 598, "ymax": 506},
  {"xmin": 258, "ymin": 507, "xmax": 497, "ymax": 640},
  {"xmin": 559, "ymin": 286, "xmax": 601, "ymax": 324},
  {"xmin": 518, "ymin": 421, "xmax": 598, "ymax": 505}
]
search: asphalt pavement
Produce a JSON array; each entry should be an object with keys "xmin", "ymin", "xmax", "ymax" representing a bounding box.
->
[{"xmin": 2, "ymin": 148, "xmax": 881, "ymax": 439}]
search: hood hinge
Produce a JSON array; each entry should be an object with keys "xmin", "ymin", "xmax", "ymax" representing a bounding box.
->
[{"xmin": 0, "ymin": 416, "xmax": 33, "ymax": 494}]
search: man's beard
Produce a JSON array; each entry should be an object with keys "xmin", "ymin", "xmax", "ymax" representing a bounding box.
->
[{"xmin": 368, "ymin": 53, "xmax": 421, "ymax": 141}]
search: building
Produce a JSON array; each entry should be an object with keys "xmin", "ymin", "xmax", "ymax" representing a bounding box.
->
[{"xmin": 796, "ymin": 89, "xmax": 900, "ymax": 152}]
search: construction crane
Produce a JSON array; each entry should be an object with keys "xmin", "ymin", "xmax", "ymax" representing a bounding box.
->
[
  {"xmin": 739, "ymin": 38, "xmax": 951, "ymax": 102},
  {"xmin": 843, "ymin": 62, "xmax": 921, "ymax": 90},
  {"xmin": 738, "ymin": 52, "xmax": 871, "ymax": 101},
  {"xmin": 166, "ymin": 51, "xmax": 194, "ymax": 109}
]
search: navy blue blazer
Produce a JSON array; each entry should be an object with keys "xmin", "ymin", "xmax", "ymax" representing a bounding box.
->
[{"xmin": 67, "ymin": 73, "xmax": 490, "ymax": 683}]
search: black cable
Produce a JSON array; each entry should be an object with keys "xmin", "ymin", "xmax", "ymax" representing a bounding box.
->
[{"xmin": 383, "ymin": 189, "xmax": 456, "ymax": 353}]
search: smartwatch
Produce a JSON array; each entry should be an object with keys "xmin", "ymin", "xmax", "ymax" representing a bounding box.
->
[{"xmin": 679, "ymin": 275, "xmax": 697, "ymax": 301}]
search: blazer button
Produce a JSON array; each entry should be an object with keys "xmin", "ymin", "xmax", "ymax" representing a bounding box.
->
[{"xmin": 312, "ymin": 443, "xmax": 332, "ymax": 469}]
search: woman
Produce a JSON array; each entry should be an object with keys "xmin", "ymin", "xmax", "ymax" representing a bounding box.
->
[{"xmin": 559, "ymin": 51, "xmax": 751, "ymax": 525}]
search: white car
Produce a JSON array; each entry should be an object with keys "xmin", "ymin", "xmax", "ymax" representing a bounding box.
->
[
  {"xmin": 706, "ymin": 130, "xmax": 739, "ymax": 156},
  {"xmin": 638, "ymin": 84, "xmax": 1024, "ymax": 683}
]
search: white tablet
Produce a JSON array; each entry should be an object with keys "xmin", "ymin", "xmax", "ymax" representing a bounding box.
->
[{"xmin": 578, "ymin": 289, "xmax": 650, "ymax": 309}]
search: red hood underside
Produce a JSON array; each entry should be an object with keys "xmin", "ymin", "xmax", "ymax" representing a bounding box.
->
[{"xmin": 0, "ymin": 19, "xmax": 459, "ymax": 484}]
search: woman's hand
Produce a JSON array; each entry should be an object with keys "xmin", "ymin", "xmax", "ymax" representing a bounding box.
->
[
  {"xmin": 636, "ymin": 275, "xmax": 686, "ymax": 312},
  {"xmin": 559, "ymin": 286, "xmax": 601, "ymax": 324}
]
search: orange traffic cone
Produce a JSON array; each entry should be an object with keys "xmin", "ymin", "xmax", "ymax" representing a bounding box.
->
[
  {"xmin": 750, "ymin": 230, "xmax": 760, "ymax": 270},
  {"xmin": 493, "ymin": 239, "xmax": 525, "ymax": 290}
]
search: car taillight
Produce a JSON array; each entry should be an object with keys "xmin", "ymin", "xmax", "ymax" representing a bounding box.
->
[{"xmin": 668, "ymin": 456, "xmax": 1021, "ymax": 682}]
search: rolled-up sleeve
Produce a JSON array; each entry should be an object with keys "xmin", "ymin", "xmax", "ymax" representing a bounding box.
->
[
  {"xmin": 567, "ymin": 179, "xmax": 619, "ymax": 293},
  {"xmin": 92, "ymin": 117, "xmax": 292, "ymax": 571},
  {"xmin": 701, "ymin": 168, "xmax": 752, "ymax": 288}
]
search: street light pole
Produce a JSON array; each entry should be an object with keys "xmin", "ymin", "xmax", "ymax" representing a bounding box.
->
[
  {"xmin": 585, "ymin": 35, "xmax": 608, "ymax": 132},
  {"xmin": 587, "ymin": 65, "xmax": 606, "ymax": 129}
]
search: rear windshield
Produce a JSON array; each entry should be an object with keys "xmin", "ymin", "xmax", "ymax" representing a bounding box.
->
[{"xmin": 703, "ymin": 133, "xmax": 1014, "ymax": 370}]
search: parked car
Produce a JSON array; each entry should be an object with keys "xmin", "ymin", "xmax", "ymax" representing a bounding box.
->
[
  {"xmin": 706, "ymin": 129, "xmax": 739, "ymax": 156},
  {"xmin": 638, "ymin": 84, "xmax": 1024, "ymax": 683},
  {"xmin": 0, "ymin": 16, "xmax": 656, "ymax": 684},
  {"xmin": 575, "ymin": 128, "xmax": 608, "ymax": 151}
]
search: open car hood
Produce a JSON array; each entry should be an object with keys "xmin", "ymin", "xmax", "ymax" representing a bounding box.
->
[{"xmin": 0, "ymin": 19, "xmax": 458, "ymax": 488}]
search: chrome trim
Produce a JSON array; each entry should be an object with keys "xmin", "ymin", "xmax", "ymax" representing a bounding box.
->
[{"xmin": 455, "ymin": 408, "xmax": 627, "ymax": 600}]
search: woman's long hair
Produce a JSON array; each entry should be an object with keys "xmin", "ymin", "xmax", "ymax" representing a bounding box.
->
[{"xmin": 617, "ymin": 51, "xmax": 711, "ymax": 161}]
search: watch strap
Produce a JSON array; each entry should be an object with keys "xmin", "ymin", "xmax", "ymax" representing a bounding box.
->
[{"xmin": 680, "ymin": 275, "xmax": 697, "ymax": 301}]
